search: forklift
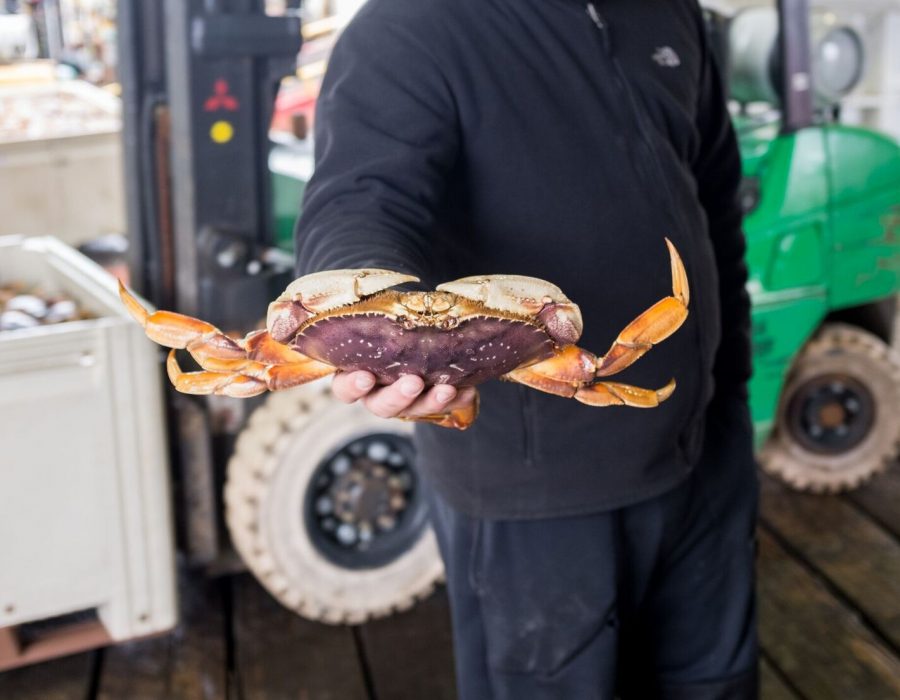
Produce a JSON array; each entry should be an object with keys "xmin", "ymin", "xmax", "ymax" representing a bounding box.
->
[
  {"xmin": 119, "ymin": 0, "xmax": 900, "ymax": 626},
  {"xmin": 715, "ymin": 2, "xmax": 900, "ymax": 492},
  {"xmin": 118, "ymin": 0, "xmax": 439, "ymax": 625}
]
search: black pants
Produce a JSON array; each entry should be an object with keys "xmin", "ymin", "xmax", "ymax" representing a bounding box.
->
[{"xmin": 425, "ymin": 395, "xmax": 759, "ymax": 700}]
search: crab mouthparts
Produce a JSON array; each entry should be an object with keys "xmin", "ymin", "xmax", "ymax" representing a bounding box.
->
[{"xmin": 399, "ymin": 291, "xmax": 457, "ymax": 314}]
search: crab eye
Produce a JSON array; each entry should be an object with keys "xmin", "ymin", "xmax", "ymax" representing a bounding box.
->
[
  {"xmin": 396, "ymin": 315, "xmax": 417, "ymax": 330},
  {"xmin": 440, "ymin": 316, "xmax": 460, "ymax": 330}
]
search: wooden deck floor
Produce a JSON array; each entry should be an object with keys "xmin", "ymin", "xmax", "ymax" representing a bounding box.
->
[{"xmin": 3, "ymin": 464, "xmax": 900, "ymax": 700}]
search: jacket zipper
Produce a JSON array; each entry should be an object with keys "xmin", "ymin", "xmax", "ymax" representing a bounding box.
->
[
  {"xmin": 585, "ymin": 3, "xmax": 610, "ymax": 52},
  {"xmin": 585, "ymin": 3, "xmax": 677, "ymax": 214},
  {"xmin": 585, "ymin": 2, "xmax": 709, "ymax": 443}
]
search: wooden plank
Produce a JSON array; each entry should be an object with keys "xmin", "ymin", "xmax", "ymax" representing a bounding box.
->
[
  {"xmin": 761, "ymin": 474, "xmax": 900, "ymax": 650},
  {"xmin": 231, "ymin": 574, "xmax": 368, "ymax": 700},
  {"xmin": 0, "ymin": 621, "xmax": 111, "ymax": 672},
  {"xmin": 847, "ymin": 463, "xmax": 900, "ymax": 540},
  {"xmin": 758, "ymin": 529, "xmax": 900, "ymax": 700},
  {"xmin": 359, "ymin": 588, "xmax": 456, "ymax": 700},
  {"xmin": 760, "ymin": 656, "xmax": 800, "ymax": 700},
  {"xmin": 96, "ymin": 571, "xmax": 229, "ymax": 700},
  {"xmin": 0, "ymin": 651, "xmax": 94, "ymax": 700}
]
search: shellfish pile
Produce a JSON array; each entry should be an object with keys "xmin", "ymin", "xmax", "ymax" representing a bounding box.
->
[{"xmin": 0, "ymin": 284, "xmax": 93, "ymax": 332}]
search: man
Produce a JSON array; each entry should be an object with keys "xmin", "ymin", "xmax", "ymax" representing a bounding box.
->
[{"xmin": 295, "ymin": 0, "xmax": 758, "ymax": 697}]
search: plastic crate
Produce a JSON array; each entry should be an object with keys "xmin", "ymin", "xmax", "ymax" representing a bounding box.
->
[{"xmin": 0, "ymin": 236, "xmax": 176, "ymax": 670}]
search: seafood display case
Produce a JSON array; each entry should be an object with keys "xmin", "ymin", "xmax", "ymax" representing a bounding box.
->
[{"xmin": 0, "ymin": 235, "xmax": 175, "ymax": 670}]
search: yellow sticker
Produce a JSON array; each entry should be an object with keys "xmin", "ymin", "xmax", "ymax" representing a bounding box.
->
[{"xmin": 210, "ymin": 120, "xmax": 234, "ymax": 144}]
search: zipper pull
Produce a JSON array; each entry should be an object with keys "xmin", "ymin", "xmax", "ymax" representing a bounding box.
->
[{"xmin": 586, "ymin": 3, "xmax": 611, "ymax": 53}]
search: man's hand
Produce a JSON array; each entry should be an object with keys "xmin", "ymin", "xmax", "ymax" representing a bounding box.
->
[{"xmin": 332, "ymin": 371, "xmax": 477, "ymax": 422}]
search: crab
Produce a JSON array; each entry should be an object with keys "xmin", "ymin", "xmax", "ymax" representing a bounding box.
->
[{"xmin": 119, "ymin": 239, "xmax": 689, "ymax": 430}]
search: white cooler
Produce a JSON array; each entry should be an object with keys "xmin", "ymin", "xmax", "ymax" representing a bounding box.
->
[{"xmin": 0, "ymin": 236, "xmax": 176, "ymax": 670}]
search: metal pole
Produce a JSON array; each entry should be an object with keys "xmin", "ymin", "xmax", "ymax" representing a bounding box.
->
[
  {"xmin": 43, "ymin": 0, "xmax": 64, "ymax": 60},
  {"xmin": 777, "ymin": 0, "xmax": 813, "ymax": 131}
]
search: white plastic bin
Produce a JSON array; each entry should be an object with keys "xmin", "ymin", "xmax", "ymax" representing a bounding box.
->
[{"xmin": 0, "ymin": 236, "xmax": 175, "ymax": 669}]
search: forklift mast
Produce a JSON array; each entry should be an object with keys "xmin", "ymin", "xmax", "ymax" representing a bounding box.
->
[
  {"xmin": 777, "ymin": 0, "xmax": 813, "ymax": 131},
  {"xmin": 118, "ymin": 0, "xmax": 301, "ymax": 325},
  {"xmin": 117, "ymin": 0, "xmax": 302, "ymax": 563}
]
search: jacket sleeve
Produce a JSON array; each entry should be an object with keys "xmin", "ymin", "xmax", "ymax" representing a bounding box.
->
[
  {"xmin": 293, "ymin": 10, "xmax": 459, "ymax": 286},
  {"xmin": 692, "ymin": 19, "xmax": 753, "ymax": 397}
]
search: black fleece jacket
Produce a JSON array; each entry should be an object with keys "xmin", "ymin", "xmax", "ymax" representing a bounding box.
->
[{"xmin": 295, "ymin": 0, "xmax": 752, "ymax": 518}]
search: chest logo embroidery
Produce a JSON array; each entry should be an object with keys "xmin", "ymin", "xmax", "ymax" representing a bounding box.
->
[{"xmin": 652, "ymin": 46, "xmax": 681, "ymax": 68}]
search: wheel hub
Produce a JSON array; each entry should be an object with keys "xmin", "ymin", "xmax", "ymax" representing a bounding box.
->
[
  {"xmin": 305, "ymin": 432, "xmax": 427, "ymax": 569},
  {"xmin": 786, "ymin": 373, "xmax": 875, "ymax": 455},
  {"xmin": 330, "ymin": 458, "xmax": 407, "ymax": 532},
  {"xmin": 817, "ymin": 401, "xmax": 846, "ymax": 429}
]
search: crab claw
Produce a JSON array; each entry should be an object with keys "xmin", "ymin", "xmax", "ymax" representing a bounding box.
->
[
  {"xmin": 437, "ymin": 274, "xmax": 583, "ymax": 345},
  {"xmin": 268, "ymin": 269, "xmax": 420, "ymax": 342},
  {"xmin": 281, "ymin": 269, "xmax": 418, "ymax": 310}
]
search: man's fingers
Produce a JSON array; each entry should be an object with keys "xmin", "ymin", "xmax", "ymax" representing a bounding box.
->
[
  {"xmin": 332, "ymin": 370, "xmax": 377, "ymax": 403},
  {"xmin": 402, "ymin": 384, "xmax": 458, "ymax": 417},
  {"xmin": 333, "ymin": 373, "xmax": 476, "ymax": 423},
  {"xmin": 403, "ymin": 385, "xmax": 477, "ymax": 420},
  {"xmin": 363, "ymin": 375, "xmax": 425, "ymax": 418},
  {"xmin": 446, "ymin": 386, "xmax": 478, "ymax": 414}
]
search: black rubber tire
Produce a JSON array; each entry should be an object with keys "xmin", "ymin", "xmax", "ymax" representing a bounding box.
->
[
  {"xmin": 760, "ymin": 323, "xmax": 900, "ymax": 492},
  {"xmin": 225, "ymin": 381, "xmax": 443, "ymax": 624}
]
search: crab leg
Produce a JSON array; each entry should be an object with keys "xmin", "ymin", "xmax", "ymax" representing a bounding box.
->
[
  {"xmin": 167, "ymin": 351, "xmax": 270, "ymax": 398},
  {"xmin": 504, "ymin": 341, "xmax": 679, "ymax": 407},
  {"xmin": 575, "ymin": 379, "xmax": 676, "ymax": 408},
  {"xmin": 502, "ymin": 346, "xmax": 596, "ymax": 397},
  {"xmin": 397, "ymin": 390, "xmax": 481, "ymax": 430},
  {"xmin": 502, "ymin": 239, "xmax": 689, "ymax": 407},
  {"xmin": 504, "ymin": 352, "xmax": 677, "ymax": 408},
  {"xmin": 120, "ymin": 279, "xmax": 330, "ymax": 364},
  {"xmin": 119, "ymin": 280, "xmax": 251, "ymax": 361},
  {"xmin": 166, "ymin": 350, "xmax": 336, "ymax": 398},
  {"xmin": 595, "ymin": 238, "xmax": 689, "ymax": 377},
  {"xmin": 121, "ymin": 281, "xmax": 337, "ymax": 396}
]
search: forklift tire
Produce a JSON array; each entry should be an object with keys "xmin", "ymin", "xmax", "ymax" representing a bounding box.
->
[
  {"xmin": 225, "ymin": 380, "xmax": 444, "ymax": 625},
  {"xmin": 760, "ymin": 323, "xmax": 900, "ymax": 493}
]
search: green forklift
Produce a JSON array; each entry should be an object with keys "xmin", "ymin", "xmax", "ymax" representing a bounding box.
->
[{"xmin": 721, "ymin": 2, "xmax": 900, "ymax": 492}]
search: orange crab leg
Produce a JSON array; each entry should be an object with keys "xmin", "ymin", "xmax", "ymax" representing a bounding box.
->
[
  {"xmin": 504, "ymin": 346, "xmax": 679, "ymax": 407},
  {"xmin": 242, "ymin": 328, "xmax": 318, "ymax": 365},
  {"xmin": 575, "ymin": 379, "xmax": 676, "ymax": 408},
  {"xmin": 121, "ymin": 280, "xmax": 334, "ymax": 373},
  {"xmin": 122, "ymin": 282, "xmax": 338, "ymax": 397},
  {"xmin": 398, "ymin": 390, "xmax": 481, "ymax": 430},
  {"xmin": 166, "ymin": 350, "xmax": 336, "ymax": 398},
  {"xmin": 594, "ymin": 238, "xmax": 689, "ymax": 377},
  {"xmin": 119, "ymin": 281, "xmax": 245, "ymax": 359},
  {"xmin": 502, "ymin": 240, "xmax": 688, "ymax": 407},
  {"xmin": 503, "ymin": 345, "xmax": 596, "ymax": 397},
  {"xmin": 167, "ymin": 351, "xmax": 269, "ymax": 398}
]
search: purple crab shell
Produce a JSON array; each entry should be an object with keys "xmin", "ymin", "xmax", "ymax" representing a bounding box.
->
[{"xmin": 292, "ymin": 313, "xmax": 556, "ymax": 386}]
